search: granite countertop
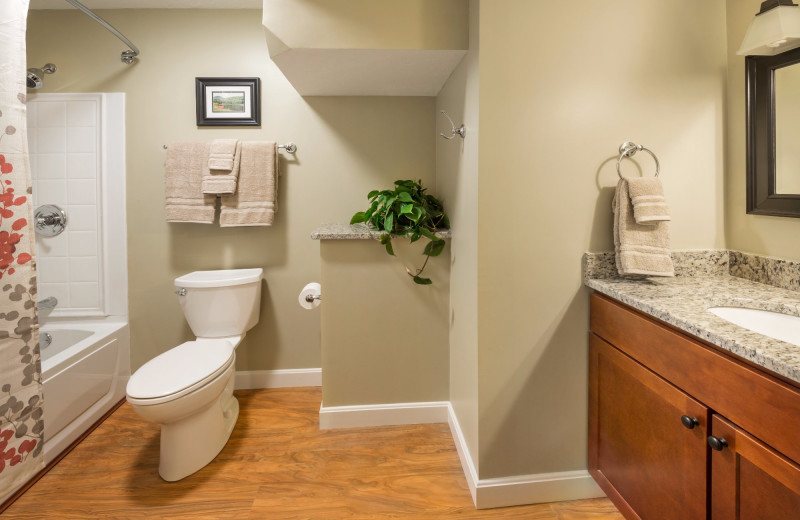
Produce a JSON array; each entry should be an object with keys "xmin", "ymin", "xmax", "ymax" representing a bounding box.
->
[
  {"xmin": 586, "ymin": 269, "xmax": 800, "ymax": 385},
  {"xmin": 311, "ymin": 223, "xmax": 452, "ymax": 240}
]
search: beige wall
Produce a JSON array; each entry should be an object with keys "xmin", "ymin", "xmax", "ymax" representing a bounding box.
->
[
  {"xmin": 320, "ymin": 239, "xmax": 449, "ymax": 406},
  {"xmin": 262, "ymin": 0, "xmax": 467, "ymax": 51},
  {"xmin": 436, "ymin": 0, "xmax": 480, "ymax": 473},
  {"xmin": 476, "ymin": 0, "xmax": 727, "ymax": 479},
  {"xmin": 726, "ymin": 0, "xmax": 800, "ymax": 258},
  {"xmin": 27, "ymin": 10, "xmax": 436, "ymax": 371}
]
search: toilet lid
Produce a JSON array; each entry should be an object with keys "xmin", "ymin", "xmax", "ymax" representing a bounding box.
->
[{"xmin": 127, "ymin": 340, "xmax": 235, "ymax": 400}]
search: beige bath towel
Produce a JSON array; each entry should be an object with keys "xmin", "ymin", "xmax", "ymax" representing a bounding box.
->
[
  {"xmin": 220, "ymin": 142, "xmax": 277, "ymax": 227},
  {"xmin": 627, "ymin": 177, "xmax": 671, "ymax": 225},
  {"xmin": 203, "ymin": 139, "xmax": 242, "ymax": 195},
  {"xmin": 165, "ymin": 142, "xmax": 216, "ymax": 224},
  {"xmin": 613, "ymin": 179, "xmax": 674, "ymax": 276}
]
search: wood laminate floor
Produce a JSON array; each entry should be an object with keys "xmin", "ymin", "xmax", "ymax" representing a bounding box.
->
[{"xmin": 4, "ymin": 388, "xmax": 623, "ymax": 519}]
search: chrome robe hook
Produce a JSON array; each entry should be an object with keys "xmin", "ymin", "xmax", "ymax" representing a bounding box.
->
[{"xmin": 439, "ymin": 110, "xmax": 466, "ymax": 140}]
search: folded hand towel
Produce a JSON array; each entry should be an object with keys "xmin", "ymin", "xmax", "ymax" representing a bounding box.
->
[
  {"xmin": 208, "ymin": 139, "xmax": 238, "ymax": 170},
  {"xmin": 613, "ymin": 179, "xmax": 674, "ymax": 277},
  {"xmin": 627, "ymin": 177, "xmax": 671, "ymax": 225},
  {"xmin": 203, "ymin": 139, "xmax": 242, "ymax": 195},
  {"xmin": 164, "ymin": 142, "xmax": 216, "ymax": 224},
  {"xmin": 220, "ymin": 141, "xmax": 277, "ymax": 227}
]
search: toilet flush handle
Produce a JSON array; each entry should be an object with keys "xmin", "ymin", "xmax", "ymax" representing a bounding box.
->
[{"xmin": 175, "ymin": 288, "xmax": 186, "ymax": 296}]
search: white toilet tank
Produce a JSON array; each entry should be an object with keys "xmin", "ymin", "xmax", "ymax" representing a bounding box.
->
[{"xmin": 174, "ymin": 268, "xmax": 263, "ymax": 338}]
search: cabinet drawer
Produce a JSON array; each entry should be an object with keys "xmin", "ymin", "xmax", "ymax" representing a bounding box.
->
[{"xmin": 590, "ymin": 293, "xmax": 800, "ymax": 464}]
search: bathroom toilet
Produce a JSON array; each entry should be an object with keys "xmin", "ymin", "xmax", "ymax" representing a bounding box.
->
[{"xmin": 126, "ymin": 268, "xmax": 262, "ymax": 481}]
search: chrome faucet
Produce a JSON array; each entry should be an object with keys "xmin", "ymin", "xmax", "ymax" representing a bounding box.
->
[{"xmin": 38, "ymin": 296, "xmax": 58, "ymax": 311}]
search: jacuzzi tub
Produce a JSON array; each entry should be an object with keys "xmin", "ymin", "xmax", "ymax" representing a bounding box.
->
[{"xmin": 40, "ymin": 318, "xmax": 130, "ymax": 464}]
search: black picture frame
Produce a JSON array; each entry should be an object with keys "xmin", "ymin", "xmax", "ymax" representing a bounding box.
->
[
  {"xmin": 745, "ymin": 48, "xmax": 800, "ymax": 217},
  {"xmin": 195, "ymin": 77, "xmax": 260, "ymax": 127}
]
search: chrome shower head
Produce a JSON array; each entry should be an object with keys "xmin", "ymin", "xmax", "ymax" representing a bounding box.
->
[{"xmin": 26, "ymin": 63, "xmax": 57, "ymax": 89}]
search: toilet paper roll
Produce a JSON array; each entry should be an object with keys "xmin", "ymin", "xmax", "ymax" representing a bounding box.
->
[{"xmin": 298, "ymin": 282, "xmax": 322, "ymax": 310}]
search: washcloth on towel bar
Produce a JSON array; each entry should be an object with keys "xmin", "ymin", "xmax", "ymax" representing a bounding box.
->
[
  {"xmin": 220, "ymin": 141, "xmax": 278, "ymax": 227},
  {"xmin": 165, "ymin": 142, "xmax": 216, "ymax": 224},
  {"xmin": 203, "ymin": 139, "xmax": 242, "ymax": 195},
  {"xmin": 208, "ymin": 139, "xmax": 238, "ymax": 170},
  {"xmin": 627, "ymin": 177, "xmax": 671, "ymax": 225},
  {"xmin": 613, "ymin": 178, "xmax": 674, "ymax": 277}
]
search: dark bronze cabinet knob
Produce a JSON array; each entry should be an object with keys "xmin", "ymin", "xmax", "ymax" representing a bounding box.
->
[
  {"xmin": 707, "ymin": 436, "xmax": 728, "ymax": 451},
  {"xmin": 681, "ymin": 415, "xmax": 700, "ymax": 429}
]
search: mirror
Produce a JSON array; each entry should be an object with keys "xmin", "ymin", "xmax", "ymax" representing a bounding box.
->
[
  {"xmin": 746, "ymin": 46, "xmax": 800, "ymax": 216},
  {"xmin": 775, "ymin": 65, "xmax": 800, "ymax": 193}
]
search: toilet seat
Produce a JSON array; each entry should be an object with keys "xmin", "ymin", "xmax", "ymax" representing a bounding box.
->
[{"xmin": 127, "ymin": 340, "xmax": 235, "ymax": 405}]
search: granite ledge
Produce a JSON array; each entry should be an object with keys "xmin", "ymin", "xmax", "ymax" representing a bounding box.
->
[{"xmin": 311, "ymin": 223, "xmax": 452, "ymax": 240}]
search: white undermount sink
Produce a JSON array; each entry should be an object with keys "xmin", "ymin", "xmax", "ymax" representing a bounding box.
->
[{"xmin": 707, "ymin": 307, "xmax": 800, "ymax": 347}]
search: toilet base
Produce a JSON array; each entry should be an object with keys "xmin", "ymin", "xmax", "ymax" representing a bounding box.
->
[{"xmin": 158, "ymin": 370, "xmax": 239, "ymax": 482}]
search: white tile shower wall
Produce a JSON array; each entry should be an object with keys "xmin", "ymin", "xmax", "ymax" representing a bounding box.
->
[{"xmin": 28, "ymin": 96, "xmax": 104, "ymax": 314}]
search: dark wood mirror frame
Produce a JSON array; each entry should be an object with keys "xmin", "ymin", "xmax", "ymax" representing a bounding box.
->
[{"xmin": 746, "ymin": 46, "xmax": 800, "ymax": 217}]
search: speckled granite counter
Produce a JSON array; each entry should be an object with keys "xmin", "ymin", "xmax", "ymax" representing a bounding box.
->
[
  {"xmin": 311, "ymin": 223, "xmax": 452, "ymax": 240},
  {"xmin": 584, "ymin": 251, "xmax": 800, "ymax": 385}
]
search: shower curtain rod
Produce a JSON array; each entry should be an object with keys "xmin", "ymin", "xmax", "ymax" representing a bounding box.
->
[{"xmin": 63, "ymin": 0, "xmax": 139, "ymax": 64}]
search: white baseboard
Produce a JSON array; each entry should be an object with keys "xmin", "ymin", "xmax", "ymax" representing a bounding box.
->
[
  {"xmin": 234, "ymin": 368, "xmax": 321, "ymax": 390},
  {"xmin": 447, "ymin": 404, "xmax": 605, "ymax": 509},
  {"xmin": 318, "ymin": 401, "xmax": 450, "ymax": 430},
  {"xmin": 447, "ymin": 402, "xmax": 479, "ymax": 504}
]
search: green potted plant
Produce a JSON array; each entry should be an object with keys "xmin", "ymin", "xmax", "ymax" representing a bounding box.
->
[{"xmin": 350, "ymin": 179, "xmax": 449, "ymax": 285}]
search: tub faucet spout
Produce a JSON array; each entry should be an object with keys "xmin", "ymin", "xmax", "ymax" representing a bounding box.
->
[{"xmin": 38, "ymin": 296, "xmax": 58, "ymax": 310}]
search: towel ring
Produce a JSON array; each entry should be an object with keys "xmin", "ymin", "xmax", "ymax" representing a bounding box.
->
[{"xmin": 616, "ymin": 141, "xmax": 660, "ymax": 180}]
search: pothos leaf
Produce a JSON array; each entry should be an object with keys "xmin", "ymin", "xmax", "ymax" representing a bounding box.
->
[
  {"xmin": 423, "ymin": 239, "xmax": 446, "ymax": 257},
  {"xmin": 350, "ymin": 211, "xmax": 367, "ymax": 224},
  {"xmin": 384, "ymin": 212, "xmax": 394, "ymax": 233},
  {"xmin": 380, "ymin": 233, "xmax": 394, "ymax": 256},
  {"xmin": 413, "ymin": 275, "xmax": 432, "ymax": 285}
]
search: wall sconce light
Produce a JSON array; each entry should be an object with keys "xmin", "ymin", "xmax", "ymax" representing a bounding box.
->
[{"xmin": 738, "ymin": 0, "xmax": 800, "ymax": 55}]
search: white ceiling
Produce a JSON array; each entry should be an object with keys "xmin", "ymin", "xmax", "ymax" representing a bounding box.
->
[{"xmin": 30, "ymin": 0, "xmax": 260, "ymax": 9}]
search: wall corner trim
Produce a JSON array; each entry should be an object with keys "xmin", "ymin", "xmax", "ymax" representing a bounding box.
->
[
  {"xmin": 234, "ymin": 368, "xmax": 322, "ymax": 390},
  {"xmin": 318, "ymin": 401, "xmax": 450, "ymax": 430},
  {"xmin": 447, "ymin": 404, "xmax": 606, "ymax": 509}
]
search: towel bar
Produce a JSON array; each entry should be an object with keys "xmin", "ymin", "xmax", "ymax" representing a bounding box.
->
[
  {"xmin": 162, "ymin": 142, "xmax": 297, "ymax": 154},
  {"xmin": 616, "ymin": 141, "xmax": 659, "ymax": 180}
]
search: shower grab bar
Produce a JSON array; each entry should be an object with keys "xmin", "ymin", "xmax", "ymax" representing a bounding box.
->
[{"xmin": 63, "ymin": 0, "xmax": 140, "ymax": 64}]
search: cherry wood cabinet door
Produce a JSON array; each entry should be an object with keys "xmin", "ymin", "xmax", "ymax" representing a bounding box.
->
[
  {"xmin": 589, "ymin": 334, "xmax": 708, "ymax": 520},
  {"xmin": 710, "ymin": 415, "xmax": 800, "ymax": 520}
]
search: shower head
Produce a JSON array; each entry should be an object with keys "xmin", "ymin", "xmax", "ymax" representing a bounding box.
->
[{"xmin": 26, "ymin": 63, "xmax": 57, "ymax": 89}]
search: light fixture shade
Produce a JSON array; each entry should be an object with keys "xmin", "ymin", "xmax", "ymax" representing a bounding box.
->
[{"xmin": 738, "ymin": 5, "xmax": 800, "ymax": 55}]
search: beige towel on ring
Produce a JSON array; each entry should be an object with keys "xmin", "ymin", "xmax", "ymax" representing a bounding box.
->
[
  {"xmin": 627, "ymin": 177, "xmax": 671, "ymax": 225},
  {"xmin": 220, "ymin": 141, "xmax": 277, "ymax": 227},
  {"xmin": 613, "ymin": 179, "xmax": 674, "ymax": 276},
  {"xmin": 203, "ymin": 139, "xmax": 241, "ymax": 194},
  {"xmin": 164, "ymin": 142, "xmax": 216, "ymax": 224}
]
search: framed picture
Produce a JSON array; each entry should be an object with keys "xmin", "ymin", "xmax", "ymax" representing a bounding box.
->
[{"xmin": 195, "ymin": 77, "xmax": 260, "ymax": 126}]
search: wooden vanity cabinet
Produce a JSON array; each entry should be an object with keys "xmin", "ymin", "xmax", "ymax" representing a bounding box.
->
[{"xmin": 589, "ymin": 293, "xmax": 800, "ymax": 520}]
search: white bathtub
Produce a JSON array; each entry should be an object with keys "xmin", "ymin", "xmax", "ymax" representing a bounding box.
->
[{"xmin": 40, "ymin": 318, "xmax": 130, "ymax": 464}]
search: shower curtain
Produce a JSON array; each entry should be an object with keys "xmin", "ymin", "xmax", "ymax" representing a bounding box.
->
[{"xmin": 0, "ymin": 0, "xmax": 44, "ymax": 505}]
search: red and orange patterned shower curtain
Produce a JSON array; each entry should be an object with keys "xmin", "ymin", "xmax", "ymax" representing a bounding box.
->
[{"xmin": 0, "ymin": 0, "xmax": 44, "ymax": 505}]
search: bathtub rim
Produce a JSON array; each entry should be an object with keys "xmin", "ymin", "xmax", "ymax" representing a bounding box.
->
[{"xmin": 40, "ymin": 316, "xmax": 129, "ymax": 379}]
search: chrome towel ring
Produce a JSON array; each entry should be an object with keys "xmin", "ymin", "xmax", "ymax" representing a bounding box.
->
[{"xmin": 616, "ymin": 141, "xmax": 660, "ymax": 180}]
